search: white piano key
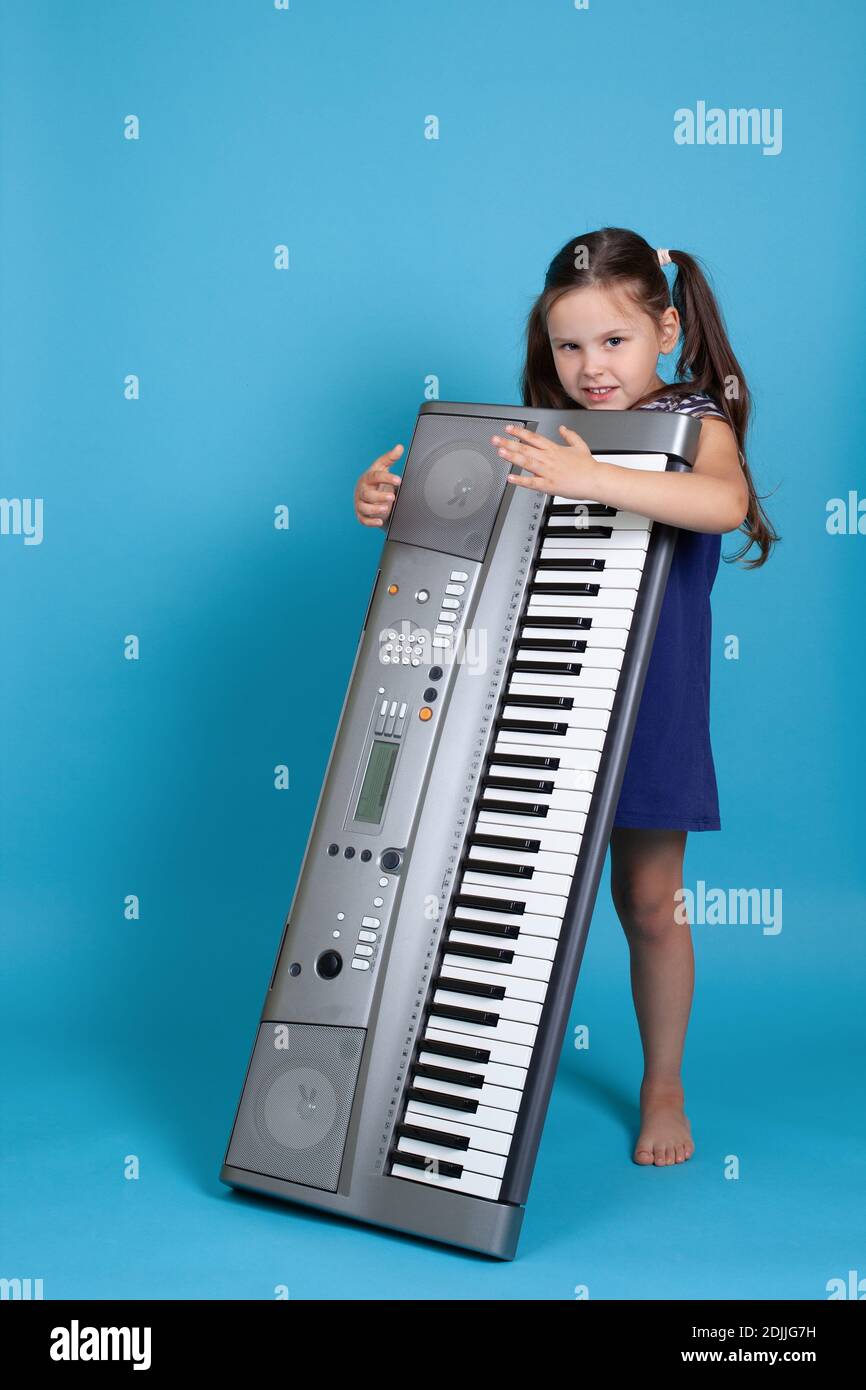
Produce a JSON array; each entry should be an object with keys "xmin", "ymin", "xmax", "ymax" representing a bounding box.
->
[
  {"xmin": 520, "ymin": 624, "xmax": 630, "ymax": 649},
  {"xmin": 457, "ymin": 881, "xmax": 567, "ymax": 918},
  {"xmin": 439, "ymin": 962, "xmax": 547, "ymax": 1005},
  {"xmin": 422, "ymin": 1024, "xmax": 533, "ymax": 1072},
  {"xmin": 467, "ymin": 842, "xmax": 577, "ymax": 874},
  {"xmin": 528, "ymin": 586, "xmax": 638, "ymax": 609},
  {"xmin": 508, "ymin": 672, "xmax": 616, "ymax": 701},
  {"xmin": 492, "ymin": 737, "xmax": 601, "ymax": 772},
  {"xmin": 516, "ymin": 643, "xmax": 625, "ymax": 670},
  {"xmin": 538, "ymin": 543, "xmax": 649, "ymax": 565},
  {"xmin": 533, "ymin": 567, "xmax": 644, "ymax": 590},
  {"xmin": 442, "ymin": 945, "xmax": 552, "ymax": 984},
  {"xmin": 526, "ymin": 602, "xmax": 635, "ymax": 627},
  {"xmin": 403, "ymin": 1106, "xmax": 512, "ymax": 1158},
  {"xmin": 416, "ymin": 1047, "xmax": 528, "ymax": 1090},
  {"xmin": 478, "ymin": 806, "xmax": 588, "ymax": 834},
  {"xmin": 408, "ymin": 1078, "xmax": 522, "ymax": 1134},
  {"xmin": 395, "ymin": 1134, "xmax": 507, "ymax": 1180},
  {"xmin": 486, "ymin": 760, "xmax": 595, "ymax": 796},
  {"xmin": 449, "ymin": 920, "xmax": 560, "ymax": 954},
  {"xmin": 501, "ymin": 701, "xmax": 610, "ymax": 731},
  {"xmin": 389, "ymin": 1160, "xmax": 503, "ymax": 1201},
  {"xmin": 413, "ymin": 1063, "xmax": 526, "ymax": 1112},
  {"xmin": 540, "ymin": 528, "xmax": 650, "ymax": 551},
  {"xmin": 433, "ymin": 986, "xmax": 542, "ymax": 1028},
  {"xmin": 481, "ymin": 783, "xmax": 593, "ymax": 813},
  {"xmin": 463, "ymin": 867, "xmax": 575, "ymax": 897},
  {"xmin": 494, "ymin": 724, "xmax": 606, "ymax": 751}
]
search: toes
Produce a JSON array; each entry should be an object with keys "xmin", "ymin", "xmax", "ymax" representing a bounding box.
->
[{"xmin": 633, "ymin": 1144, "xmax": 654, "ymax": 1165}]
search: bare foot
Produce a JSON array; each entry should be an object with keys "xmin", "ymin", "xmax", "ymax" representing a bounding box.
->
[{"xmin": 633, "ymin": 1079, "xmax": 695, "ymax": 1166}]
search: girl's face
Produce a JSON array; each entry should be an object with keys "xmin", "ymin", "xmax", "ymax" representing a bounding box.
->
[{"xmin": 546, "ymin": 283, "xmax": 680, "ymax": 409}]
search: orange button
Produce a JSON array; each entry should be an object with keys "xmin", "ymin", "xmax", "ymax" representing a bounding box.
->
[
  {"xmin": 419, "ymin": 707, "xmax": 433, "ymax": 721},
  {"xmin": 387, "ymin": 583, "xmax": 399, "ymax": 594}
]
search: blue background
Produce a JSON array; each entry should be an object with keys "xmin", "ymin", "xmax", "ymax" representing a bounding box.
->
[{"xmin": 2, "ymin": 0, "xmax": 864, "ymax": 1299}]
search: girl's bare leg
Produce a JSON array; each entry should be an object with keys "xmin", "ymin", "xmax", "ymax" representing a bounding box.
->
[{"xmin": 609, "ymin": 826, "xmax": 696, "ymax": 1165}]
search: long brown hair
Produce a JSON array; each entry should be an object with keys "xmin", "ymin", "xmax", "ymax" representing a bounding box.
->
[{"xmin": 519, "ymin": 226, "xmax": 777, "ymax": 567}]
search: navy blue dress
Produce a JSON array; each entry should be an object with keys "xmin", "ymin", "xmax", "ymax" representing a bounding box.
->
[{"xmin": 612, "ymin": 390, "xmax": 726, "ymax": 832}]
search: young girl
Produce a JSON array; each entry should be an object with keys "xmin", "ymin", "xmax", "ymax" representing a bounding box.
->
[{"xmin": 353, "ymin": 226, "xmax": 777, "ymax": 1168}]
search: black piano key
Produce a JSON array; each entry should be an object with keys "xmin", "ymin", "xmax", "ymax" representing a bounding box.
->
[
  {"xmin": 520, "ymin": 615, "xmax": 592, "ymax": 629},
  {"xmin": 530, "ymin": 582, "xmax": 600, "ymax": 596},
  {"xmin": 535, "ymin": 557, "xmax": 606, "ymax": 571},
  {"xmin": 542, "ymin": 524, "xmax": 614, "ymax": 539},
  {"xmin": 397, "ymin": 1122, "xmax": 470, "ymax": 1152},
  {"xmin": 427, "ymin": 1002, "xmax": 501, "ymax": 1029},
  {"xmin": 514, "ymin": 637, "xmax": 586, "ymax": 651},
  {"xmin": 482, "ymin": 754, "xmax": 559, "ymax": 774},
  {"xmin": 453, "ymin": 893, "xmax": 525, "ymax": 915},
  {"xmin": 548, "ymin": 503, "xmax": 616, "ymax": 516},
  {"xmin": 419, "ymin": 1038, "xmax": 492, "ymax": 1065},
  {"xmin": 392, "ymin": 1148, "xmax": 465, "ymax": 1177},
  {"xmin": 470, "ymin": 828, "xmax": 542, "ymax": 851},
  {"xmin": 497, "ymin": 718, "xmax": 568, "ymax": 735},
  {"xmin": 444, "ymin": 940, "xmax": 516, "ymax": 963},
  {"xmin": 408, "ymin": 1084, "xmax": 479, "ymax": 1113},
  {"xmin": 502, "ymin": 692, "xmax": 574, "ymax": 710},
  {"xmin": 511, "ymin": 660, "xmax": 582, "ymax": 676},
  {"xmin": 466, "ymin": 854, "xmax": 535, "ymax": 877},
  {"xmin": 436, "ymin": 974, "xmax": 507, "ymax": 1001},
  {"xmin": 414, "ymin": 1062, "xmax": 485, "ymax": 1088},
  {"xmin": 482, "ymin": 776, "xmax": 554, "ymax": 795},
  {"xmin": 448, "ymin": 917, "xmax": 521, "ymax": 939},
  {"xmin": 478, "ymin": 798, "xmax": 548, "ymax": 818}
]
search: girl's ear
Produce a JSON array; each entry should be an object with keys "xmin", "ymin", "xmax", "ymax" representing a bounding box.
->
[{"xmin": 658, "ymin": 305, "xmax": 680, "ymax": 354}]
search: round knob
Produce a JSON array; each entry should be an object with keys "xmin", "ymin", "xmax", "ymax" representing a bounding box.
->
[{"xmin": 316, "ymin": 950, "xmax": 343, "ymax": 979}]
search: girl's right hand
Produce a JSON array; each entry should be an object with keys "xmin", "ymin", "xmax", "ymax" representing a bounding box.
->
[{"xmin": 354, "ymin": 444, "xmax": 404, "ymax": 527}]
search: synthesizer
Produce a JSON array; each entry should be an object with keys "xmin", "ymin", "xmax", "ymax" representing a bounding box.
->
[{"xmin": 221, "ymin": 400, "xmax": 701, "ymax": 1259}]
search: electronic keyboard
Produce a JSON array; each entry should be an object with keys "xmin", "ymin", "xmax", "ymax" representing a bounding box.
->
[{"xmin": 220, "ymin": 400, "xmax": 701, "ymax": 1259}]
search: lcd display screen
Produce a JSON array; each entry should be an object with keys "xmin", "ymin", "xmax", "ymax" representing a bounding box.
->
[{"xmin": 354, "ymin": 739, "xmax": 399, "ymax": 824}]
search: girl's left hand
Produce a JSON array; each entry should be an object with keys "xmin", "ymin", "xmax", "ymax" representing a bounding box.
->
[{"xmin": 491, "ymin": 422, "xmax": 599, "ymax": 500}]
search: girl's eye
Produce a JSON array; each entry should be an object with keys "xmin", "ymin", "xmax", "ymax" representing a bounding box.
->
[{"xmin": 607, "ymin": 337, "xmax": 622, "ymax": 347}]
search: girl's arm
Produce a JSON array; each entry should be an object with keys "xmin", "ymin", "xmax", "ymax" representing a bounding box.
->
[
  {"xmin": 587, "ymin": 417, "xmax": 749, "ymax": 533},
  {"xmin": 495, "ymin": 418, "xmax": 750, "ymax": 535}
]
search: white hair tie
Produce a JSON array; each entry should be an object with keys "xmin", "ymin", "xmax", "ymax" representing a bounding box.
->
[{"xmin": 656, "ymin": 247, "xmax": 672, "ymax": 267}]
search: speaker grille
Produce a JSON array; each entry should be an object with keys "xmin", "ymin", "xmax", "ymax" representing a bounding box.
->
[
  {"xmin": 388, "ymin": 413, "xmax": 525, "ymax": 562},
  {"xmin": 225, "ymin": 1021, "xmax": 366, "ymax": 1192}
]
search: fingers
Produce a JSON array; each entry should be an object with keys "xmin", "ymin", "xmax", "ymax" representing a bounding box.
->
[
  {"xmin": 356, "ymin": 444, "xmax": 404, "ymax": 527},
  {"xmin": 370, "ymin": 443, "xmax": 404, "ymax": 475}
]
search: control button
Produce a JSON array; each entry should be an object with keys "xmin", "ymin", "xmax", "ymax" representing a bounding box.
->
[
  {"xmin": 387, "ymin": 584, "xmax": 398, "ymax": 594},
  {"xmin": 328, "ymin": 843, "xmax": 339, "ymax": 856},
  {"xmin": 423, "ymin": 687, "xmax": 438, "ymax": 701},
  {"xmin": 336, "ymin": 912, "xmax": 345, "ymax": 921},
  {"xmin": 380, "ymin": 850, "xmax": 401, "ymax": 871},
  {"xmin": 398, "ymin": 702, "xmax": 407, "ymax": 717},
  {"xmin": 419, "ymin": 705, "xmax": 434, "ymax": 718},
  {"xmin": 410, "ymin": 658, "xmax": 420, "ymax": 666},
  {"xmin": 445, "ymin": 583, "xmax": 465, "ymax": 595},
  {"xmin": 351, "ymin": 958, "xmax": 370, "ymax": 970},
  {"xmin": 361, "ymin": 916, "xmax": 381, "ymax": 928},
  {"xmin": 316, "ymin": 950, "xmax": 342, "ymax": 979},
  {"xmin": 441, "ymin": 597, "xmax": 460, "ymax": 610},
  {"xmin": 435, "ymin": 625, "xmax": 453, "ymax": 636},
  {"xmin": 354, "ymin": 944, "xmax": 374, "ymax": 958},
  {"xmin": 360, "ymin": 849, "xmax": 372, "ymax": 862},
  {"xmin": 429, "ymin": 666, "xmax": 443, "ymax": 680},
  {"xmin": 438, "ymin": 612, "xmax": 456, "ymax": 623},
  {"xmin": 289, "ymin": 962, "xmax": 301, "ymax": 977},
  {"xmin": 359, "ymin": 929, "xmax": 378, "ymax": 943},
  {"xmin": 373, "ymin": 896, "xmax": 383, "ymax": 907},
  {"xmin": 432, "ymin": 637, "xmax": 450, "ymax": 648},
  {"xmin": 450, "ymin": 570, "xmax": 469, "ymax": 582},
  {"xmin": 344, "ymin": 846, "xmax": 355, "ymax": 859},
  {"xmin": 379, "ymin": 876, "xmax": 388, "ymax": 886},
  {"xmin": 415, "ymin": 589, "xmax": 429, "ymax": 603}
]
